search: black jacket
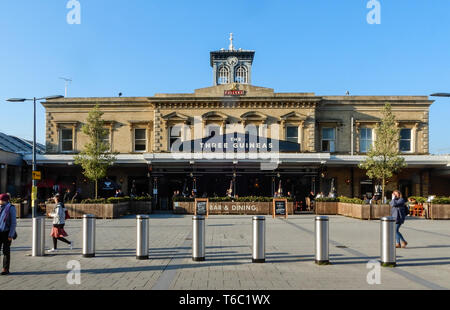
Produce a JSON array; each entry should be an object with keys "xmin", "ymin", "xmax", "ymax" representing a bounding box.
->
[{"xmin": 390, "ymin": 197, "xmax": 407, "ymax": 224}]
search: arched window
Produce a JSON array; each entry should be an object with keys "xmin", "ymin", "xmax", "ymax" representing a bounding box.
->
[
  {"xmin": 217, "ymin": 66, "xmax": 230, "ymax": 85},
  {"xmin": 235, "ymin": 66, "xmax": 248, "ymax": 84}
]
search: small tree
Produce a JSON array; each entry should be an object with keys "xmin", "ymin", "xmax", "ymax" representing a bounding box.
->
[
  {"xmin": 359, "ymin": 104, "xmax": 406, "ymax": 201},
  {"xmin": 74, "ymin": 105, "xmax": 117, "ymax": 199}
]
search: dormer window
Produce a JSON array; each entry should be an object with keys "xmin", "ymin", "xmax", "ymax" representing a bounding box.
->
[
  {"xmin": 235, "ymin": 66, "xmax": 248, "ymax": 84},
  {"xmin": 218, "ymin": 66, "xmax": 230, "ymax": 85}
]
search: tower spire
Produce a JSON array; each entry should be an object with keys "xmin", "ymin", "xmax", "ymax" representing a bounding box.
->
[{"xmin": 228, "ymin": 33, "xmax": 234, "ymax": 51}]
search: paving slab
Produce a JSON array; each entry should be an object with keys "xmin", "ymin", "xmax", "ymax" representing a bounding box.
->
[{"xmin": 0, "ymin": 215, "xmax": 448, "ymax": 290}]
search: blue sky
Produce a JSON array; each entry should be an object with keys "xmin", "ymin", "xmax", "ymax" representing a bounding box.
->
[{"xmin": 0, "ymin": 0, "xmax": 449, "ymax": 153}]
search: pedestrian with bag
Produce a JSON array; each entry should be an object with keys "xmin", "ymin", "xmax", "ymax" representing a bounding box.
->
[
  {"xmin": 0, "ymin": 193, "xmax": 17, "ymax": 275},
  {"xmin": 390, "ymin": 190, "xmax": 409, "ymax": 248},
  {"xmin": 48, "ymin": 194, "xmax": 73, "ymax": 253}
]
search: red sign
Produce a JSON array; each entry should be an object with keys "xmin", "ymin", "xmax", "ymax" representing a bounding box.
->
[{"xmin": 224, "ymin": 90, "xmax": 245, "ymax": 96}]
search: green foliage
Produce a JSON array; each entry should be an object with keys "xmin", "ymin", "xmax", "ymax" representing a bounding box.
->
[
  {"xmin": 359, "ymin": 104, "xmax": 407, "ymax": 199},
  {"xmin": 80, "ymin": 198, "xmax": 107, "ymax": 204},
  {"xmin": 316, "ymin": 197, "xmax": 364, "ymax": 204},
  {"xmin": 10, "ymin": 198, "xmax": 22, "ymax": 204},
  {"xmin": 78, "ymin": 197, "xmax": 147, "ymax": 204},
  {"xmin": 338, "ymin": 196, "xmax": 364, "ymax": 204},
  {"xmin": 131, "ymin": 196, "xmax": 152, "ymax": 202},
  {"xmin": 106, "ymin": 196, "xmax": 131, "ymax": 204},
  {"xmin": 432, "ymin": 197, "xmax": 450, "ymax": 204},
  {"xmin": 407, "ymin": 196, "xmax": 427, "ymax": 204},
  {"xmin": 173, "ymin": 196, "xmax": 293, "ymax": 202},
  {"xmin": 315, "ymin": 197, "xmax": 339, "ymax": 202},
  {"xmin": 74, "ymin": 105, "xmax": 117, "ymax": 198}
]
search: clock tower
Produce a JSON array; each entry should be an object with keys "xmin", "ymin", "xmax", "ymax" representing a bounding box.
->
[{"xmin": 210, "ymin": 33, "xmax": 255, "ymax": 86}]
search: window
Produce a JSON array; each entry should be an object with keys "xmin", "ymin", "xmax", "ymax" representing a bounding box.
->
[
  {"xmin": 400, "ymin": 128, "xmax": 412, "ymax": 152},
  {"xmin": 359, "ymin": 128, "xmax": 373, "ymax": 153},
  {"xmin": 134, "ymin": 129, "xmax": 146, "ymax": 152},
  {"xmin": 286, "ymin": 126, "xmax": 299, "ymax": 144},
  {"xmin": 321, "ymin": 128, "xmax": 336, "ymax": 152},
  {"xmin": 102, "ymin": 130, "xmax": 111, "ymax": 151},
  {"xmin": 205, "ymin": 124, "xmax": 221, "ymax": 137},
  {"xmin": 235, "ymin": 66, "xmax": 248, "ymax": 84},
  {"xmin": 169, "ymin": 125, "xmax": 182, "ymax": 150},
  {"xmin": 217, "ymin": 66, "xmax": 230, "ymax": 85},
  {"xmin": 60, "ymin": 129, "xmax": 73, "ymax": 152}
]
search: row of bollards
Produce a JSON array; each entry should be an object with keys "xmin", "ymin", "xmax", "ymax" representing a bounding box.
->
[{"xmin": 31, "ymin": 214, "xmax": 397, "ymax": 267}]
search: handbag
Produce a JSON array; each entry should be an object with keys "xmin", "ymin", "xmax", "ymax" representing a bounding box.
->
[
  {"xmin": 12, "ymin": 232, "xmax": 17, "ymax": 240},
  {"xmin": 65, "ymin": 209, "xmax": 71, "ymax": 220}
]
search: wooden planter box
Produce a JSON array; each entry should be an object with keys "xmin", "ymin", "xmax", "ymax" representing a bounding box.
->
[
  {"xmin": 315, "ymin": 202, "xmax": 391, "ymax": 220},
  {"xmin": 15, "ymin": 202, "xmax": 30, "ymax": 218},
  {"xmin": 370, "ymin": 204, "xmax": 391, "ymax": 219},
  {"xmin": 46, "ymin": 202, "xmax": 130, "ymax": 219},
  {"xmin": 173, "ymin": 201, "xmax": 294, "ymax": 215},
  {"xmin": 173, "ymin": 202, "xmax": 193, "ymax": 214},
  {"xmin": 129, "ymin": 201, "xmax": 152, "ymax": 215},
  {"xmin": 315, "ymin": 202, "xmax": 338, "ymax": 215},
  {"xmin": 429, "ymin": 204, "xmax": 450, "ymax": 220}
]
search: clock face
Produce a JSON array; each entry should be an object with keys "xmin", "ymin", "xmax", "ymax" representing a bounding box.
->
[{"xmin": 227, "ymin": 56, "xmax": 238, "ymax": 66}]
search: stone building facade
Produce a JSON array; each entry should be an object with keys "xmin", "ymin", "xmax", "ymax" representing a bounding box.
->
[{"xmin": 32, "ymin": 41, "xmax": 450, "ymax": 209}]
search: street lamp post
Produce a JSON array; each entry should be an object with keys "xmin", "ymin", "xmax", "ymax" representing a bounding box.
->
[{"xmin": 6, "ymin": 95, "xmax": 64, "ymax": 218}]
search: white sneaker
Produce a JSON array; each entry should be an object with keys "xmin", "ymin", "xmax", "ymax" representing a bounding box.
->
[
  {"xmin": 69, "ymin": 242, "xmax": 74, "ymax": 250},
  {"xmin": 47, "ymin": 248, "xmax": 58, "ymax": 253}
]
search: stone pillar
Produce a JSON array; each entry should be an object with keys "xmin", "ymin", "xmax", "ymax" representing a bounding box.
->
[
  {"xmin": 413, "ymin": 122, "xmax": 419, "ymax": 154},
  {"xmin": 280, "ymin": 120, "xmax": 286, "ymax": 140},
  {"xmin": 154, "ymin": 109, "xmax": 162, "ymax": 152},
  {"xmin": 298, "ymin": 121, "xmax": 304, "ymax": 152}
]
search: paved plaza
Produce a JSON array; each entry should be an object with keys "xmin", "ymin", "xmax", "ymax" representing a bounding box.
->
[{"xmin": 1, "ymin": 214, "xmax": 449, "ymax": 290}]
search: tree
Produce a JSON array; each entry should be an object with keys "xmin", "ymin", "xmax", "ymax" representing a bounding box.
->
[
  {"xmin": 74, "ymin": 105, "xmax": 117, "ymax": 199},
  {"xmin": 359, "ymin": 104, "xmax": 407, "ymax": 202}
]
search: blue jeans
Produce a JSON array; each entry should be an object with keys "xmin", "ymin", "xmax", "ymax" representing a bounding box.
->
[{"xmin": 396, "ymin": 223, "xmax": 406, "ymax": 244}]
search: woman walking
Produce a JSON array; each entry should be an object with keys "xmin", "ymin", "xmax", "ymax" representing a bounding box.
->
[
  {"xmin": 48, "ymin": 194, "xmax": 73, "ymax": 253},
  {"xmin": 390, "ymin": 190, "xmax": 408, "ymax": 248},
  {"xmin": 0, "ymin": 193, "xmax": 16, "ymax": 275}
]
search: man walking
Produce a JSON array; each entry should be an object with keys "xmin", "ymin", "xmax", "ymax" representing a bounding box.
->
[{"xmin": 0, "ymin": 193, "xmax": 17, "ymax": 275}]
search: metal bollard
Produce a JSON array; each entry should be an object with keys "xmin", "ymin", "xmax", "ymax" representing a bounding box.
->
[
  {"xmin": 32, "ymin": 217, "xmax": 45, "ymax": 257},
  {"xmin": 252, "ymin": 216, "xmax": 265, "ymax": 263},
  {"xmin": 82, "ymin": 214, "xmax": 96, "ymax": 258},
  {"xmin": 136, "ymin": 215, "xmax": 150, "ymax": 260},
  {"xmin": 380, "ymin": 216, "xmax": 396, "ymax": 267},
  {"xmin": 192, "ymin": 216, "xmax": 205, "ymax": 261},
  {"xmin": 315, "ymin": 216, "xmax": 330, "ymax": 265}
]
